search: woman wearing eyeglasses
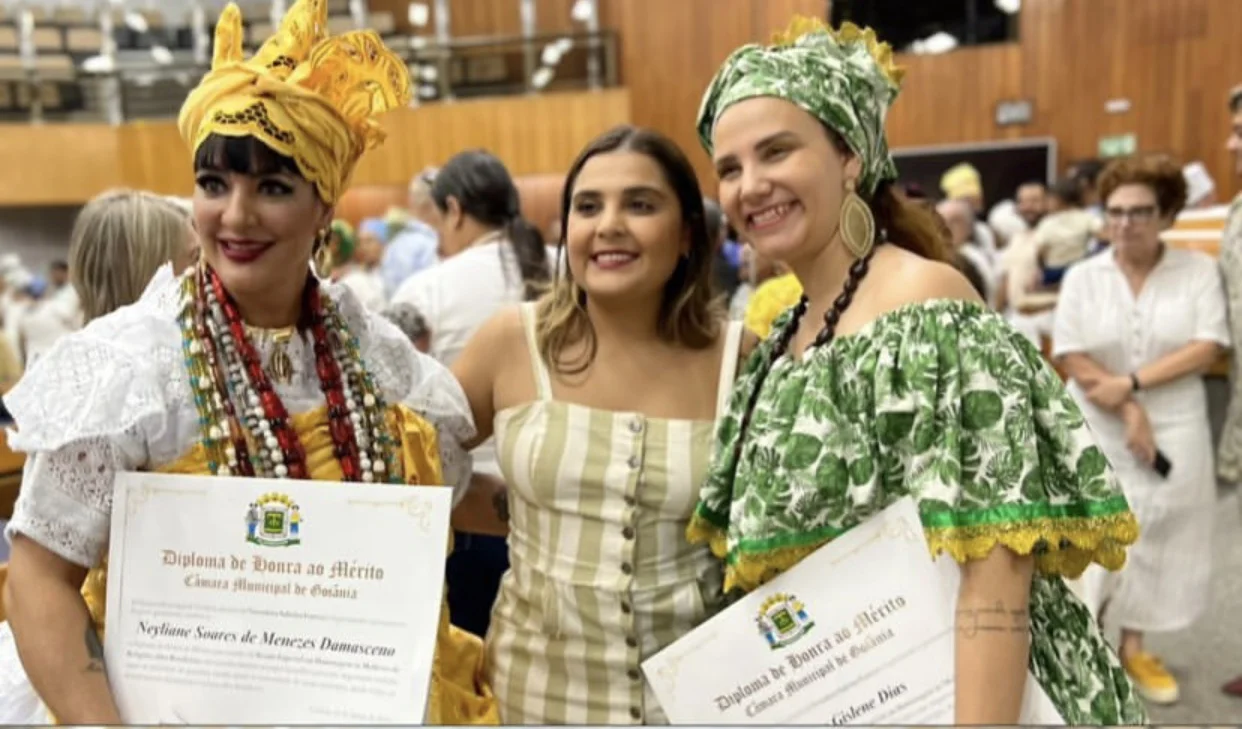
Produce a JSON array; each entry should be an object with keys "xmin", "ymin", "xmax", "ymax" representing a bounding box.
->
[{"xmin": 1054, "ymin": 156, "xmax": 1231, "ymax": 706}]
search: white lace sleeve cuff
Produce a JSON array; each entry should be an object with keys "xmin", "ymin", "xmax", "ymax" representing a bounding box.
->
[
  {"xmin": 5, "ymin": 433, "xmax": 145, "ymax": 568},
  {"xmin": 406, "ymin": 358, "xmax": 476, "ymax": 505},
  {"xmin": 386, "ymin": 340, "xmax": 477, "ymax": 504}
]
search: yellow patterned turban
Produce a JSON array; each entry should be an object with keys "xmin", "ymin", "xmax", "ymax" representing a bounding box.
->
[{"xmin": 178, "ymin": 0, "xmax": 411, "ymax": 204}]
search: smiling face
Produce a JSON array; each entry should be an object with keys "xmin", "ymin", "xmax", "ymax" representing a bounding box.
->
[
  {"xmin": 565, "ymin": 150, "xmax": 689, "ymax": 303},
  {"xmin": 711, "ymin": 97, "xmax": 861, "ymax": 271},
  {"xmin": 192, "ymin": 136, "xmax": 332, "ymax": 309}
]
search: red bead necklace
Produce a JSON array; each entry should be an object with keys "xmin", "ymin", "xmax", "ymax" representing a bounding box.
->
[{"xmin": 208, "ymin": 270, "xmax": 313, "ymax": 479}]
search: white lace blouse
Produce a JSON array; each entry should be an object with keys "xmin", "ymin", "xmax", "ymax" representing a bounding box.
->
[{"xmin": 2, "ymin": 266, "xmax": 476, "ymax": 569}]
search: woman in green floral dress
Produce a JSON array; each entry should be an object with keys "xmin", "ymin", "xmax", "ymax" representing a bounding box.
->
[{"xmin": 687, "ymin": 16, "xmax": 1147, "ymax": 725}]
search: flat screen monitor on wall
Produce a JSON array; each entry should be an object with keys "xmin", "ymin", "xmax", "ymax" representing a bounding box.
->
[{"xmin": 891, "ymin": 138, "xmax": 1057, "ymax": 210}]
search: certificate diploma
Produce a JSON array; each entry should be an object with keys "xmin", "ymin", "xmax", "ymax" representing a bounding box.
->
[
  {"xmin": 104, "ymin": 472, "xmax": 452, "ymax": 725},
  {"xmin": 642, "ymin": 497, "xmax": 1061, "ymax": 725}
]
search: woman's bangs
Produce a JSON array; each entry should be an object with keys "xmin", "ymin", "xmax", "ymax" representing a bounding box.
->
[{"xmin": 194, "ymin": 134, "xmax": 299, "ymax": 177}]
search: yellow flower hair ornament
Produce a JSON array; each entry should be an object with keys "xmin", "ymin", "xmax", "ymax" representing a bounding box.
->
[{"xmin": 178, "ymin": 0, "xmax": 412, "ymax": 204}]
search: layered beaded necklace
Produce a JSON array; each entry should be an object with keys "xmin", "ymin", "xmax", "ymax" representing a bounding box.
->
[{"xmin": 177, "ymin": 264, "xmax": 402, "ymax": 484}]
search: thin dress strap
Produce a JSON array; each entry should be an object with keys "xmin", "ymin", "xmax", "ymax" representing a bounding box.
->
[
  {"xmin": 518, "ymin": 302, "xmax": 554, "ymax": 401},
  {"xmin": 715, "ymin": 320, "xmax": 744, "ymax": 418}
]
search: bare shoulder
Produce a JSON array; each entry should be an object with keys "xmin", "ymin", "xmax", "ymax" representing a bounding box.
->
[
  {"xmin": 867, "ymin": 245, "xmax": 985, "ymax": 309},
  {"xmin": 480, "ymin": 304, "xmax": 528, "ymax": 352},
  {"xmin": 459, "ymin": 304, "xmax": 528, "ymax": 366}
]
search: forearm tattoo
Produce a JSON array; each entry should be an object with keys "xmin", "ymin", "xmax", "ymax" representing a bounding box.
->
[
  {"xmin": 492, "ymin": 486, "xmax": 510, "ymax": 523},
  {"xmin": 84, "ymin": 624, "xmax": 106, "ymax": 674},
  {"xmin": 956, "ymin": 601, "xmax": 1030, "ymax": 638}
]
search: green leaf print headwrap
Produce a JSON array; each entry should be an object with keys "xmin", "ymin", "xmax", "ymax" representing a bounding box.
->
[{"xmin": 696, "ymin": 17, "xmax": 905, "ymax": 198}]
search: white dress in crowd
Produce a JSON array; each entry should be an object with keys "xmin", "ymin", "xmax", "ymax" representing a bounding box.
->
[
  {"xmin": 18, "ymin": 285, "xmax": 82, "ymax": 366},
  {"xmin": 0, "ymin": 266, "xmax": 475, "ymax": 723},
  {"xmin": 391, "ymin": 232, "xmax": 557, "ymax": 478},
  {"xmin": 1053, "ymin": 247, "xmax": 1231, "ymax": 631}
]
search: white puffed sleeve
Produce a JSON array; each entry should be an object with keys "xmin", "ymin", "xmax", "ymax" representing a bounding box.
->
[
  {"xmin": 3, "ymin": 335, "xmax": 168, "ymax": 568},
  {"xmin": 7, "ymin": 434, "xmax": 147, "ymax": 568},
  {"xmin": 395, "ymin": 346, "xmax": 477, "ymax": 505},
  {"xmin": 4, "ymin": 267, "xmax": 183, "ymax": 567}
]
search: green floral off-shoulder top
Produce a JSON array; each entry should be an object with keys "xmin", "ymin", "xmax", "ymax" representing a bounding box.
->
[
  {"xmin": 690, "ymin": 298, "xmax": 1139, "ymax": 584},
  {"xmin": 689, "ymin": 299, "xmax": 1146, "ymax": 724}
]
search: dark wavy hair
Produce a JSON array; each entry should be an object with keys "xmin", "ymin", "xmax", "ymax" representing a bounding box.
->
[
  {"xmin": 536, "ymin": 125, "xmax": 722, "ymax": 375},
  {"xmin": 431, "ymin": 150, "xmax": 549, "ymax": 301}
]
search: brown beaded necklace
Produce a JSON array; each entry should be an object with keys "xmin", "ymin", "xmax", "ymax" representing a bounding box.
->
[{"xmin": 727, "ymin": 247, "xmax": 876, "ymax": 477}]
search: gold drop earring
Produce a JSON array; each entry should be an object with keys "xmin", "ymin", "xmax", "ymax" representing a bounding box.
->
[
  {"xmin": 840, "ymin": 178, "xmax": 876, "ymax": 259},
  {"xmin": 312, "ymin": 226, "xmax": 335, "ymax": 279}
]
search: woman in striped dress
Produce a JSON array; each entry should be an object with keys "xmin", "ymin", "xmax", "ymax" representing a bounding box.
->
[{"xmin": 452, "ymin": 126, "xmax": 743, "ymax": 724}]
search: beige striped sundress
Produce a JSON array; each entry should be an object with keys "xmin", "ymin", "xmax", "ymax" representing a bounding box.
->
[{"xmin": 486, "ymin": 303, "xmax": 742, "ymax": 725}]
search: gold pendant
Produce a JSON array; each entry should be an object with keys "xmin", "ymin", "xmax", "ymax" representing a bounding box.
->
[
  {"xmin": 268, "ymin": 329, "xmax": 295, "ymax": 385},
  {"xmin": 247, "ymin": 326, "xmax": 296, "ymax": 385}
]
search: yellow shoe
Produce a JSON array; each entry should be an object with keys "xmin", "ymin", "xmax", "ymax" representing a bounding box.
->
[{"xmin": 1123, "ymin": 651, "xmax": 1180, "ymax": 704}]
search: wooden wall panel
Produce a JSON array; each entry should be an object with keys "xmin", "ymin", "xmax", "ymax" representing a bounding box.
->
[
  {"xmin": 0, "ymin": 89, "xmax": 630, "ymax": 206},
  {"xmin": 888, "ymin": 0, "xmax": 1242, "ymax": 199},
  {"xmin": 9, "ymin": 0, "xmax": 1241, "ymax": 206},
  {"xmin": 448, "ymin": 0, "xmax": 522, "ymax": 37},
  {"xmin": 612, "ymin": 0, "xmax": 1242, "ymax": 198},
  {"xmin": 117, "ymin": 122, "xmax": 196, "ymax": 197},
  {"xmin": 0, "ymin": 125, "xmax": 121, "ymax": 205},
  {"xmin": 366, "ymin": 0, "xmax": 418, "ymax": 33},
  {"xmin": 885, "ymin": 45, "xmax": 1026, "ymax": 148},
  {"xmin": 350, "ymin": 88, "xmax": 631, "ymax": 182},
  {"xmin": 606, "ymin": 0, "xmax": 755, "ymax": 185},
  {"xmin": 529, "ymin": 0, "xmax": 585, "ymax": 34},
  {"xmin": 367, "ymin": 0, "xmax": 598, "ymax": 36},
  {"xmin": 755, "ymin": 0, "xmax": 829, "ymax": 37}
]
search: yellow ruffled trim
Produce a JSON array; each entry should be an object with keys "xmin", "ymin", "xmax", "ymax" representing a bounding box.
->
[
  {"xmin": 771, "ymin": 16, "xmax": 905, "ymax": 86},
  {"xmin": 926, "ymin": 511, "xmax": 1140, "ymax": 577},
  {"xmin": 688, "ymin": 510, "xmax": 1140, "ymax": 594},
  {"xmin": 686, "ymin": 516, "xmax": 729, "ymax": 562}
]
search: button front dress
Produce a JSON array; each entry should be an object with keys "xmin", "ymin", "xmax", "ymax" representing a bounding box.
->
[{"xmin": 486, "ymin": 303, "xmax": 741, "ymax": 724}]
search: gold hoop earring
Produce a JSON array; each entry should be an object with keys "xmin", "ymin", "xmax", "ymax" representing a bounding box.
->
[
  {"xmin": 312, "ymin": 228, "xmax": 334, "ymax": 278},
  {"xmin": 840, "ymin": 179, "xmax": 876, "ymax": 259}
]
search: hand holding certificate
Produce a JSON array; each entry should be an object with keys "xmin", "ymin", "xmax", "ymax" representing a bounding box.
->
[
  {"xmin": 642, "ymin": 497, "xmax": 1062, "ymax": 725},
  {"xmin": 104, "ymin": 472, "xmax": 452, "ymax": 725}
]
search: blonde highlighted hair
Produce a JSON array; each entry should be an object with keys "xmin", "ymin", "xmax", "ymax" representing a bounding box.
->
[
  {"xmin": 69, "ymin": 189, "xmax": 192, "ymax": 323},
  {"xmin": 536, "ymin": 126, "xmax": 722, "ymax": 375}
]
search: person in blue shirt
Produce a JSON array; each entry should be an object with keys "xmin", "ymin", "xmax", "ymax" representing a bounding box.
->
[{"xmin": 380, "ymin": 168, "xmax": 442, "ymax": 295}]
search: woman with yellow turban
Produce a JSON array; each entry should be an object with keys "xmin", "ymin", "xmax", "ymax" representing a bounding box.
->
[
  {"xmin": 689, "ymin": 17, "xmax": 1145, "ymax": 725},
  {"xmin": 0, "ymin": 0, "xmax": 495, "ymax": 723}
]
